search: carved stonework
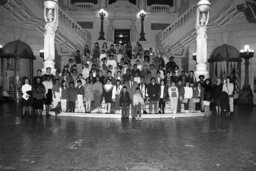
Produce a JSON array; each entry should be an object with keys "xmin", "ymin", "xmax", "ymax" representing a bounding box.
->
[
  {"xmin": 0, "ymin": 0, "xmax": 8, "ymax": 5},
  {"xmin": 107, "ymin": 0, "xmax": 140, "ymax": 16},
  {"xmin": 237, "ymin": 0, "xmax": 256, "ymax": 23}
]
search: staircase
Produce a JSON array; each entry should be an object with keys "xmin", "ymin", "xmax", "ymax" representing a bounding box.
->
[
  {"xmin": 0, "ymin": 0, "xmax": 91, "ymax": 52},
  {"xmin": 156, "ymin": 0, "xmax": 239, "ymax": 56}
]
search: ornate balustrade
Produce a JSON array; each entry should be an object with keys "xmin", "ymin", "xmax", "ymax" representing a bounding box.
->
[
  {"xmin": 158, "ymin": 2, "xmax": 198, "ymax": 43},
  {"xmin": 72, "ymin": 2, "xmax": 96, "ymax": 11},
  {"xmin": 149, "ymin": 4, "xmax": 173, "ymax": 13}
]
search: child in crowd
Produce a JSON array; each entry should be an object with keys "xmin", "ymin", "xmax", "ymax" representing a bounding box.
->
[
  {"xmin": 168, "ymin": 81, "xmax": 179, "ymax": 117},
  {"xmin": 76, "ymin": 80, "xmax": 85, "ymax": 113},
  {"xmin": 112, "ymin": 80, "xmax": 122, "ymax": 114},
  {"xmin": 189, "ymin": 82, "xmax": 196, "ymax": 112},
  {"xmin": 120, "ymin": 86, "xmax": 131, "ymax": 119},
  {"xmin": 67, "ymin": 82, "xmax": 77, "ymax": 112},
  {"xmin": 84, "ymin": 78, "xmax": 94, "ymax": 113},
  {"xmin": 93, "ymin": 76, "xmax": 103, "ymax": 112},
  {"xmin": 183, "ymin": 81, "xmax": 193, "ymax": 113},
  {"xmin": 203, "ymin": 79, "xmax": 212, "ymax": 117},
  {"xmin": 103, "ymin": 79, "xmax": 114, "ymax": 114},
  {"xmin": 52, "ymin": 79, "xmax": 61, "ymax": 108},
  {"xmin": 60, "ymin": 80, "xmax": 67, "ymax": 112},
  {"xmin": 158, "ymin": 80, "xmax": 167, "ymax": 114},
  {"xmin": 133, "ymin": 87, "xmax": 145, "ymax": 120}
]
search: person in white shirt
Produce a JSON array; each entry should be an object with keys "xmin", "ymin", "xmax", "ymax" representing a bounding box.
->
[
  {"xmin": 222, "ymin": 76, "xmax": 234, "ymax": 117},
  {"xmin": 99, "ymin": 50, "xmax": 107, "ymax": 61},
  {"xmin": 107, "ymin": 55, "xmax": 117, "ymax": 70},
  {"xmin": 116, "ymin": 50, "xmax": 123, "ymax": 64},
  {"xmin": 136, "ymin": 59, "xmax": 142, "ymax": 71},
  {"xmin": 82, "ymin": 63, "xmax": 90, "ymax": 80},
  {"xmin": 183, "ymin": 81, "xmax": 193, "ymax": 113},
  {"xmin": 112, "ymin": 80, "xmax": 123, "ymax": 114},
  {"xmin": 21, "ymin": 78, "xmax": 32, "ymax": 117}
]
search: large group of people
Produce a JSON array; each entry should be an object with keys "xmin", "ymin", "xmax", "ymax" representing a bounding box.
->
[{"xmin": 21, "ymin": 42, "xmax": 235, "ymax": 120}]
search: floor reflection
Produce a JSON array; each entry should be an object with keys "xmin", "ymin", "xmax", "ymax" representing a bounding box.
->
[{"xmin": 0, "ymin": 102, "xmax": 256, "ymax": 170}]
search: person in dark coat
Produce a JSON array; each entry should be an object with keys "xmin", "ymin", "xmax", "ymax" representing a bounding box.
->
[
  {"xmin": 166, "ymin": 56, "xmax": 178, "ymax": 73},
  {"xmin": 124, "ymin": 75, "xmax": 138, "ymax": 118},
  {"xmin": 203, "ymin": 79, "xmax": 212, "ymax": 116},
  {"xmin": 147, "ymin": 77, "xmax": 160, "ymax": 114},
  {"xmin": 120, "ymin": 86, "xmax": 131, "ymax": 119},
  {"xmin": 212, "ymin": 77, "xmax": 223, "ymax": 116},
  {"xmin": 177, "ymin": 80, "xmax": 184, "ymax": 113},
  {"xmin": 33, "ymin": 77, "xmax": 45, "ymax": 117},
  {"xmin": 41, "ymin": 67, "xmax": 54, "ymax": 82}
]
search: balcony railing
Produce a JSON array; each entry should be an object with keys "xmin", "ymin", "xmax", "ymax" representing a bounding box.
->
[
  {"xmin": 159, "ymin": 3, "xmax": 198, "ymax": 42},
  {"xmin": 149, "ymin": 4, "xmax": 173, "ymax": 13},
  {"xmin": 158, "ymin": 0, "xmax": 216, "ymax": 43},
  {"xmin": 72, "ymin": 2, "xmax": 97, "ymax": 11}
]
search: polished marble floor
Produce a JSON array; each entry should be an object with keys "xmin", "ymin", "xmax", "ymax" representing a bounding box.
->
[{"xmin": 0, "ymin": 102, "xmax": 256, "ymax": 171}]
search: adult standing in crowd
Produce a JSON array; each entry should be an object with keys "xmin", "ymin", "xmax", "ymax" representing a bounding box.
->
[
  {"xmin": 21, "ymin": 78, "xmax": 33, "ymax": 117},
  {"xmin": 222, "ymin": 76, "xmax": 234, "ymax": 117},
  {"xmin": 147, "ymin": 78, "xmax": 160, "ymax": 114},
  {"xmin": 33, "ymin": 77, "xmax": 45, "ymax": 117},
  {"xmin": 42, "ymin": 75, "xmax": 53, "ymax": 117},
  {"xmin": 212, "ymin": 77, "xmax": 223, "ymax": 116},
  {"xmin": 125, "ymin": 75, "xmax": 138, "ymax": 118}
]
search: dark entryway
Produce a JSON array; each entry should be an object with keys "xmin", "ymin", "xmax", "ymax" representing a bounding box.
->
[{"xmin": 114, "ymin": 29, "xmax": 130, "ymax": 45}]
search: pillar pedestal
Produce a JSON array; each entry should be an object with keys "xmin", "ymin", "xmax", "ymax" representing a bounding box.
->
[{"xmin": 194, "ymin": 63, "xmax": 209, "ymax": 81}]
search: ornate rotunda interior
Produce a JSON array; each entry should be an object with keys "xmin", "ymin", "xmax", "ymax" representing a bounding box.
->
[{"xmin": 0, "ymin": 0, "xmax": 256, "ymax": 170}]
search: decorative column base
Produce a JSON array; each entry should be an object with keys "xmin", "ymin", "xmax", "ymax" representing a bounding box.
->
[
  {"xmin": 238, "ymin": 86, "xmax": 253, "ymax": 105},
  {"xmin": 194, "ymin": 63, "xmax": 209, "ymax": 81},
  {"xmin": 42, "ymin": 60, "xmax": 56, "ymax": 75}
]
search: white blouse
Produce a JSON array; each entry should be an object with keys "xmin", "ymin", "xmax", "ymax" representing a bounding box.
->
[
  {"xmin": 43, "ymin": 81, "xmax": 53, "ymax": 95},
  {"xmin": 21, "ymin": 84, "xmax": 32, "ymax": 100}
]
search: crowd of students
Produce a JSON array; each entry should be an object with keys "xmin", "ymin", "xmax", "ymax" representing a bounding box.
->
[{"xmin": 21, "ymin": 42, "xmax": 235, "ymax": 120}]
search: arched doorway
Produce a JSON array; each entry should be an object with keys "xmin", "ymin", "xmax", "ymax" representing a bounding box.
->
[
  {"xmin": 0, "ymin": 40, "xmax": 35, "ymax": 99},
  {"xmin": 208, "ymin": 44, "xmax": 242, "ymax": 99}
]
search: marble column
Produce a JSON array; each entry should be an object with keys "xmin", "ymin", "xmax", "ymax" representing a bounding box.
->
[
  {"xmin": 130, "ymin": 19, "xmax": 138, "ymax": 42},
  {"xmin": 42, "ymin": 0, "xmax": 58, "ymax": 75},
  {"xmin": 194, "ymin": 0, "xmax": 211, "ymax": 80},
  {"xmin": 107, "ymin": 19, "xmax": 114, "ymax": 42}
]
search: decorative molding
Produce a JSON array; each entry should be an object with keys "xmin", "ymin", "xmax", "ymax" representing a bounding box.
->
[
  {"xmin": 236, "ymin": 0, "xmax": 256, "ymax": 23},
  {"xmin": 107, "ymin": 0, "xmax": 140, "ymax": 16}
]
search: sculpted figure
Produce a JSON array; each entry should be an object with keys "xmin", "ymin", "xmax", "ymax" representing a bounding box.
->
[
  {"xmin": 196, "ymin": 8, "xmax": 209, "ymax": 64},
  {"xmin": 44, "ymin": 1, "xmax": 58, "ymax": 62}
]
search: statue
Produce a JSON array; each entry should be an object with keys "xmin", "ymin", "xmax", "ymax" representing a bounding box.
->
[
  {"xmin": 195, "ymin": 0, "xmax": 211, "ymax": 80},
  {"xmin": 43, "ymin": 0, "xmax": 58, "ymax": 74},
  {"xmin": 196, "ymin": 8, "xmax": 209, "ymax": 64}
]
